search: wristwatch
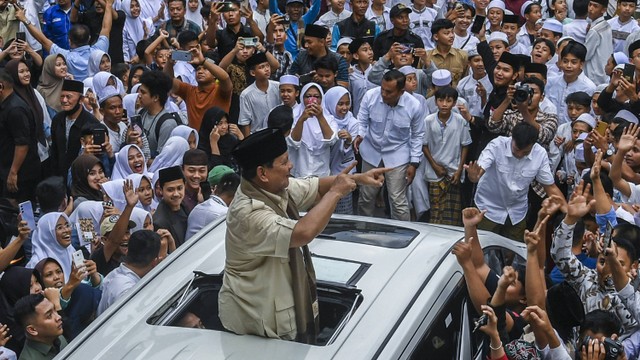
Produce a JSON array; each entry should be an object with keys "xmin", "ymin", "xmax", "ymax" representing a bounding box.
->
[
  {"xmin": 23, "ymin": 19, "xmax": 32, "ymax": 26},
  {"xmin": 606, "ymin": 148, "xmax": 614, "ymax": 157},
  {"xmin": 410, "ymin": 162, "xmax": 420, "ymax": 168}
]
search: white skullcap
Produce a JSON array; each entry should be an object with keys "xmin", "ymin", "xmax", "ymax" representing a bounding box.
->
[
  {"xmin": 432, "ymin": 69, "xmax": 452, "ymax": 87},
  {"xmin": 488, "ymin": 31, "xmax": 509, "ymax": 45},
  {"xmin": 279, "ymin": 74, "xmax": 300, "ymax": 86},
  {"xmin": 398, "ymin": 66, "xmax": 417, "ymax": 76},
  {"xmin": 575, "ymin": 113, "xmax": 596, "ymax": 129},
  {"xmin": 541, "ymin": 19, "xmax": 562, "ymax": 34}
]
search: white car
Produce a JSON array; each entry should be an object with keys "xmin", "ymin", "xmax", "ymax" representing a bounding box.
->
[{"xmin": 57, "ymin": 215, "xmax": 526, "ymax": 360}]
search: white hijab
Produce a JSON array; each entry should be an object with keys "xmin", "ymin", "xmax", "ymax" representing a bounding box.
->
[
  {"xmin": 123, "ymin": 93, "xmax": 139, "ymax": 116},
  {"xmin": 130, "ymin": 207, "xmax": 152, "ymax": 233},
  {"xmin": 126, "ymin": 173, "xmax": 157, "ymax": 212},
  {"xmin": 184, "ymin": 0, "xmax": 203, "ymax": 28},
  {"xmin": 149, "ymin": 136, "xmax": 190, "ymax": 173},
  {"xmin": 122, "ymin": 0, "xmax": 152, "ymax": 49},
  {"xmin": 170, "ymin": 125, "xmax": 199, "ymax": 148},
  {"xmin": 101, "ymin": 179, "xmax": 127, "ymax": 211},
  {"xmin": 27, "ymin": 212, "xmax": 75, "ymax": 283},
  {"xmin": 92, "ymin": 71, "xmax": 126, "ymax": 98},
  {"xmin": 323, "ymin": 86, "xmax": 355, "ymax": 129},
  {"xmin": 111, "ymin": 144, "xmax": 148, "ymax": 180},
  {"xmin": 292, "ymin": 83, "xmax": 335, "ymax": 152},
  {"xmin": 88, "ymin": 50, "xmax": 109, "ymax": 78}
]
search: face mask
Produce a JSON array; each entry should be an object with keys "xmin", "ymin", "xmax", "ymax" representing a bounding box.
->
[{"xmin": 64, "ymin": 97, "xmax": 82, "ymax": 117}]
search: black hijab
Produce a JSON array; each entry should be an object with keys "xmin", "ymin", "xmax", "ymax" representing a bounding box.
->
[
  {"xmin": 71, "ymin": 154, "xmax": 105, "ymax": 201},
  {"xmin": 198, "ymin": 107, "xmax": 239, "ymax": 167}
]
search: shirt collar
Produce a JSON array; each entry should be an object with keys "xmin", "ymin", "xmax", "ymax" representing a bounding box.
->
[
  {"xmin": 504, "ymin": 139, "xmax": 534, "ymax": 160},
  {"xmin": 25, "ymin": 338, "xmax": 60, "ymax": 356}
]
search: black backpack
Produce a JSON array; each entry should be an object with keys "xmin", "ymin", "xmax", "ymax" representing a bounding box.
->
[{"xmin": 139, "ymin": 110, "xmax": 183, "ymax": 140}]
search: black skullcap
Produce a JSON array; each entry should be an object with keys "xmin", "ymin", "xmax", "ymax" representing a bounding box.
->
[
  {"xmin": 498, "ymin": 52, "xmax": 521, "ymax": 71},
  {"xmin": 182, "ymin": 149, "xmax": 208, "ymax": 166},
  {"xmin": 591, "ymin": 0, "xmax": 607, "ymax": 7},
  {"xmin": 158, "ymin": 166, "xmax": 185, "ymax": 188},
  {"xmin": 524, "ymin": 62, "xmax": 548, "ymax": 78},
  {"xmin": 267, "ymin": 105, "xmax": 294, "ymax": 133},
  {"xmin": 516, "ymin": 54, "xmax": 531, "ymax": 67},
  {"xmin": 629, "ymin": 39, "xmax": 640, "ymax": 57},
  {"xmin": 305, "ymin": 24, "xmax": 329, "ymax": 39},
  {"xmin": 502, "ymin": 14, "xmax": 520, "ymax": 25},
  {"xmin": 348, "ymin": 37, "xmax": 373, "ymax": 54},
  {"xmin": 233, "ymin": 128, "xmax": 288, "ymax": 171},
  {"xmin": 246, "ymin": 52, "xmax": 268, "ymax": 69},
  {"xmin": 62, "ymin": 79, "xmax": 84, "ymax": 93}
]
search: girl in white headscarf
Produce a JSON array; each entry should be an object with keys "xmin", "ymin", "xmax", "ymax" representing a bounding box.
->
[
  {"xmin": 69, "ymin": 200, "xmax": 104, "ymax": 250},
  {"xmin": 127, "ymin": 173, "xmax": 157, "ymax": 212},
  {"xmin": 185, "ymin": 0, "xmax": 203, "ymax": 29},
  {"xmin": 289, "ymin": 82, "xmax": 338, "ymax": 178},
  {"xmin": 100, "ymin": 179, "xmax": 128, "ymax": 211},
  {"xmin": 324, "ymin": 86, "xmax": 358, "ymax": 214},
  {"xmin": 111, "ymin": 144, "xmax": 148, "ymax": 180},
  {"xmin": 92, "ymin": 71, "xmax": 126, "ymax": 98},
  {"xmin": 122, "ymin": 0, "xmax": 153, "ymax": 62},
  {"xmin": 130, "ymin": 207, "xmax": 153, "ymax": 233},
  {"xmin": 27, "ymin": 213, "xmax": 75, "ymax": 283},
  {"xmin": 148, "ymin": 136, "xmax": 190, "ymax": 173},
  {"xmin": 170, "ymin": 125, "xmax": 199, "ymax": 149}
]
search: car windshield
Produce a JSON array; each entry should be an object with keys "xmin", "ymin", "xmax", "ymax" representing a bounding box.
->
[
  {"xmin": 312, "ymin": 255, "xmax": 369, "ymax": 286},
  {"xmin": 318, "ymin": 219, "xmax": 419, "ymax": 249}
]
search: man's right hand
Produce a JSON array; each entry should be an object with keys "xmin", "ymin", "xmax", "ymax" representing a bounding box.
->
[
  {"xmin": 353, "ymin": 135, "xmax": 363, "ymax": 154},
  {"xmin": 617, "ymin": 123, "xmax": 640, "ymax": 153}
]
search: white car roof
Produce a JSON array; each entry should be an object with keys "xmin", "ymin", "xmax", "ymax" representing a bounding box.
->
[{"xmin": 57, "ymin": 215, "xmax": 525, "ymax": 360}]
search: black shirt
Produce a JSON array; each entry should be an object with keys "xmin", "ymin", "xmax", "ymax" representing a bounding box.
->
[
  {"xmin": 50, "ymin": 108, "xmax": 100, "ymax": 179},
  {"xmin": 90, "ymin": 246, "xmax": 121, "ymax": 277},
  {"xmin": 215, "ymin": 25, "xmax": 253, "ymax": 62},
  {"xmin": 372, "ymin": 28, "xmax": 425, "ymax": 61},
  {"xmin": 153, "ymin": 201, "xmax": 189, "ymax": 248},
  {"xmin": 0, "ymin": 92, "xmax": 40, "ymax": 180},
  {"xmin": 75, "ymin": 9, "xmax": 126, "ymax": 64},
  {"xmin": 335, "ymin": 16, "xmax": 377, "ymax": 40}
]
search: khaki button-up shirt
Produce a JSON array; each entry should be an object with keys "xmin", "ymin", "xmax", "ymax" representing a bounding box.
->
[
  {"xmin": 428, "ymin": 47, "xmax": 469, "ymax": 87},
  {"xmin": 219, "ymin": 177, "xmax": 319, "ymax": 339}
]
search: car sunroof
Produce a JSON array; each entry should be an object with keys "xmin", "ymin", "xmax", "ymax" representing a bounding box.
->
[{"xmin": 317, "ymin": 218, "xmax": 420, "ymax": 248}]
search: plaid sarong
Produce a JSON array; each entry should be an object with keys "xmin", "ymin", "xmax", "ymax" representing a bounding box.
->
[{"xmin": 428, "ymin": 178, "xmax": 462, "ymax": 226}]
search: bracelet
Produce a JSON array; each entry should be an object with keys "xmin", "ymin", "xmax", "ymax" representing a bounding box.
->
[{"xmin": 489, "ymin": 341, "xmax": 502, "ymax": 351}]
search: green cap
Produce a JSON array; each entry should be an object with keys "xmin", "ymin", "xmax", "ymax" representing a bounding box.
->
[{"xmin": 208, "ymin": 165, "xmax": 235, "ymax": 187}]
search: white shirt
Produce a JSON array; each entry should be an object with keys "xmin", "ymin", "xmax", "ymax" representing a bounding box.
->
[
  {"xmin": 252, "ymin": 9, "xmax": 271, "ymax": 37},
  {"xmin": 545, "ymin": 72, "xmax": 596, "ymax": 125},
  {"xmin": 238, "ymin": 80, "xmax": 281, "ymax": 133},
  {"xmin": 456, "ymin": 73, "xmax": 493, "ymax": 117},
  {"xmin": 539, "ymin": 97, "xmax": 558, "ymax": 114},
  {"xmin": 453, "ymin": 32, "xmax": 480, "ymax": 53},
  {"xmin": 584, "ymin": 16, "xmax": 613, "ymax": 85},
  {"xmin": 563, "ymin": 19, "xmax": 589, "ymax": 44},
  {"xmin": 17, "ymin": 0, "xmax": 47, "ymax": 51},
  {"xmin": 365, "ymin": 6, "xmax": 391, "ymax": 32},
  {"xmin": 516, "ymin": 25, "xmax": 533, "ymax": 50},
  {"xmin": 349, "ymin": 64, "xmax": 377, "ymax": 116},
  {"xmin": 422, "ymin": 112, "xmax": 472, "ymax": 182},
  {"xmin": 425, "ymin": 96, "xmax": 468, "ymax": 115},
  {"xmin": 475, "ymin": 136, "xmax": 555, "ymax": 225},
  {"xmin": 608, "ymin": 16, "xmax": 640, "ymax": 53},
  {"xmin": 357, "ymin": 88, "xmax": 426, "ymax": 168},
  {"xmin": 186, "ymin": 195, "xmax": 228, "ymax": 240},
  {"xmin": 174, "ymin": 61, "xmax": 197, "ymax": 86},
  {"xmin": 288, "ymin": 113, "xmax": 339, "ymax": 178},
  {"xmin": 508, "ymin": 40, "xmax": 531, "ymax": 56},
  {"xmin": 316, "ymin": 9, "xmax": 351, "ymax": 30},
  {"xmin": 408, "ymin": 6, "xmax": 438, "ymax": 49},
  {"xmin": 97, "ymin": 263, "xmax": 141, "ymax": 316},
  {"xmin": 104, "ymin": 121, "xmax": 127, "ymax": 153},
  {"xmin": 330, "ymin": 115, "xmax": 359, "ymax": 175}
]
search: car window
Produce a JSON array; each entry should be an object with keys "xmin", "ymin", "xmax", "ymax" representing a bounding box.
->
[
  {"xmin": 409, "ymin": 280, "xmax": 468, "ymax": 360},
  {"xmin": 484, "ymin": 246, "xmax": 526, "ymax": 276},
  {"xmin": 318, "ymin": 218, "xmax": 420, "ymax": 248}
]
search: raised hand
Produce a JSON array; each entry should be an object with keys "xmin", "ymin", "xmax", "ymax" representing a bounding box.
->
[
  {"xmin": 452, "ymin": 240, "xmax": 472, "ymax": 265},
  {"xmin": 462, "ymin": 207, "xmax": 486, "ymax": 228},
  {"xmin": 463, "ymin": 161, "xmax": 483, "ymax": 183},
  {"xmin": 591, "ymin": 150, "xmax": 603, "ymax": 179},
  {"xmin": 123, "ymin": 179, "xmax": 139, "ymax": 208},
  {"xmin": 618, "ymin": 123, "xmax": 640, "ymax": 153},
  {"xmin": 497, "ymin": 266, "xmax": 516, "ymax": 290},
  {"xmin": 566, "ymin": 180, "xmax": 595, "ymax": 221}
]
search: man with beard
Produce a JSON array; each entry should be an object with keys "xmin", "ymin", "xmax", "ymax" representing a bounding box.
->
[{"xmin": 49, "ymin": 79, "xmax": 100, "ymax": 180}]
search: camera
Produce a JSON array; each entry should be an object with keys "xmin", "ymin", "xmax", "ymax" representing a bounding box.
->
[
  {"xmin": 581, "ymin": 336, "xmax": 623, "ymax": 360},
  {"xmin": 513, "ymin": 84, "xmax": 534, "ymax": 104},
  {"xmin": 280, "ymin": 14, "xmax": 290, "ymax": 24}
]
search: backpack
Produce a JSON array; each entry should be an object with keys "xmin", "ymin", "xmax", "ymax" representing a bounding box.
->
[{"xmin": 139, "ymin": 110, "xmax": 183, "ymax": 140}]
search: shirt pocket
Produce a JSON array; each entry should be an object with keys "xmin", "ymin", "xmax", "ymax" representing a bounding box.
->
[
  {"xmin": 274, "ymin": 296, "xmax": 296, "ymax": 337},
  {"xmin": 390, "ymin": 115, "xmax": 411, "ymax": 140}
]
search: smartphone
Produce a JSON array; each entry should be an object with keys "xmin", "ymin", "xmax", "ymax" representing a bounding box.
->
[
  {"xmin": 471, "ymin": 15, "xmax": 485, "ymax": 34},
  {"xmin": 72, "ymin": 249, "xmax": 85, "ymax": 269},
  {"xmin": 130, "ymin": 115, "xmax": 143, "ymax": 130},
  {"xmin": 400, "ymin": 43, "xmax": 414, "ymax": 54},
  {"xmin": 623, "ymin": 63, "xmax": 635, "ymax": 83},
  {"xmin": 18, "ymin": 201, "xmax": 35, "ymax": 231},
  {"xmin": 200, "ymin": 181, "xmax": 212, "ymax": 200},
  {"xmin": 92, "ymin": 129, "xmax": 106, "ymax": 146},
  {"xmin": 595, "ymin": 121, "xmax": 608, "ymax": 136},
  {"xmin": 171, "ymin": 50, "xmax": 193, "ymax": 62},
  {"xmin": 603, "ymin": 221, "xmax": 614, "ymax": 249},
  {"xmin": 15, "ymin": 32, "xmax": 25, "ymax": 42},
  {"xmin": 122, "ymin": 109, "xmax": 128, "ymax": 119},
  {"xmin": 240, "ymin": 37, "xmax": 258, "ymax": 47},
  {"xmin": 217, "ymin": 1, "xmax": 235, "ymax": 12}
]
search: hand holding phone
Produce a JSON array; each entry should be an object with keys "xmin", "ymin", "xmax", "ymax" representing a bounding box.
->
[
  {"xmin": 19, "ymin": 201, "xmax": 36, "ymax": 231},
  {"xmin": 72, "ymin": 250, "xmax": 86, "ymax": 269}
]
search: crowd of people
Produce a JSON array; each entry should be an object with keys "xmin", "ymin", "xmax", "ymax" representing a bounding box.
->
[{"xmin": 0, "ymin": 0, "xmax": 639, "ymax": 357}]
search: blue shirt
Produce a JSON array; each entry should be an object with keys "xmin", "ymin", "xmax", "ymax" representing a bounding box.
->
[
  {"xmin": 269, "ymin": 0, "xmax": 321, "ymax": 60},
  {"xmin": 50, "ymin": 35, "xmax": 110, "ymax": 81},
  {"xmin": 43, "ymin": 5, "xmax": 71, "ymax": 50},
  {"xmin": 550, "ymin": 252, "xmax": 597, "ymax": 284}
]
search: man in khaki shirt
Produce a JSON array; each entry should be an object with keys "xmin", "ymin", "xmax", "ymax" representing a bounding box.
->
[
  {"xmin": 427, "ymin": 18, "xmax": 468, "ymax": 87},
  {"xmin": 219, "ymin": 128, "xmax": 387, "ymax": 343}
]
